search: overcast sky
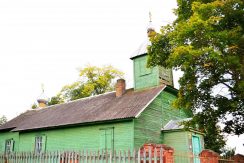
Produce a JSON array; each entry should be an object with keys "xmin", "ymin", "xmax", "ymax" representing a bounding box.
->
[{"xmin": 0, "ymin": 0, "xmax": 243, "ymax": 154}]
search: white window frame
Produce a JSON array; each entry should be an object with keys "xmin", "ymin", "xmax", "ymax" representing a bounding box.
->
[
  {"xmin": 5, "ymin": 139, "xmax": 14, "ymax": 154},
  {"xmin": 35, "ymin": 136, "xmax": 43, "ymax": 154}
]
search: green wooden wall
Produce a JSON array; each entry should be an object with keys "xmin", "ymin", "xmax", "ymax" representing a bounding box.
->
[
  {"xmin": 162, "ymin": 131, "xmax": 192, "ymax": 163},
  {"xmin": 0, "ymin": 132, "xmax": 19, "ymax": 152},
  {"xmin": 132, "ymin": 54, "xmax": 175, "ymax": 90},
  {"xmin": 163, "ymin": 131, "xmax": 204, "ymax": 154},
  {"xmin": 162, "ymin": 131, "xmax": 204, "ymax": 163},
  {"xmin": 133, "ymin": 55, "xmax": 159, "ymax": 90},
  {"xmin": 162, "ymin": 131, "xmax": 189, "ymax": 153},
  {"xmin": 161, "ymin": 91, "xmax": 191, "ymax": 127},
  {"xmin": 0, "ymin": 121, "xmax": 134, "ymax": 152},
  {"xmin": 134, "ymin": 90, "xmax": 190, "ymax": 149},
  {"xmin": 134, "ymin": 92, "xmax": 163, "ymax": 149},
  {"xmin": 132, "ymin": 53, "xmax": 202, "ymax": 153}
]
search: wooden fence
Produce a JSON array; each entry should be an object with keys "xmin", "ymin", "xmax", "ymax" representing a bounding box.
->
[{"xmin": 0, "ymin": 149, "xmax": 235, "ymax": 163}]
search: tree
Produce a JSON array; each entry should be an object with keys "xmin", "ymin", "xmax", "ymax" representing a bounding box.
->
[
  {"xmin": 221, "ymin": 147, "xmax": 236, "ymax": 157},
  {"xmin": 31, "ymin": 103, "xmax": 38, "ymax": 109},
  {"xmin": 193, "ymin": 115, "xmax": 226, "ymax": 153},
  {"xmin": 147, "ymin": 0, "xmax": 243, "ymax": 151},
  {"xmin": 49, "ymin": 65, "xmax": 124, "ymax": 104},
  {"xmin": 48, "ymin": 93, "xmax": 64, "ymax": 106},
  {"xmin": 0, "ymin": 115, "xmax": 7, "ymax": 125}
]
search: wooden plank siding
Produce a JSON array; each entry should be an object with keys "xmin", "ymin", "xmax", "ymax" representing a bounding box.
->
[
  {"xmin": 0, "ymin": 121, "xmax": 134, "ymax": 152},
  {"xmin": 134, "ymin": 90, "xmax": 191, "ymax": 150},
  {"xmin": 0, "ymin": 132, "xmax": 19, "ymax": 152},
  {"xmin": 163, "ymin": 131, "xmax": 205, "ymax": 163},
  {"xmin": 161, "ymin": 91, "xmax": 191, "ymax": 127},
  {"xmin": 133, "ymin": 55, "xmax": 159, "ymax": 90},
  {"xmin": 162, "ymin": 131, "xmax": 189, "ymax": 153}
]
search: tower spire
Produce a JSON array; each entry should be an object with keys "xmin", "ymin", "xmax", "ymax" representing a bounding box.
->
[
  {"xmin": 37, "ymin": 84, "xmax": 48, "ymax": 108},
  {"xmin": 149, "ymin": 11, "xmax": 152, "ymax": 23},
  {"xmin": 147, "ymin": 11, "xmax": 156, "ymax": 38},
  {"xmin": 41, "ymin": 83, "xmax": 45, "ymax": 93}
]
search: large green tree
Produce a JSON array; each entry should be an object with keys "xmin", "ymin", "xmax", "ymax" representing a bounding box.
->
[
  {"xmin": 48, "ymin": 65, "xmax": 124, "ymax": 105},
  {"xmin": 147, "ymin": 0, "xmax": 243, "ymax": 151}
]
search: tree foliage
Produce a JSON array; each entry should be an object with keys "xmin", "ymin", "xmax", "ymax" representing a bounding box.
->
[
  {"xmin": 147, "ymin": 0, "xmax": 243, "ymax": 151},
  {"xmin": 48, "ymin": 65, "xmax": 124, "ymax": 105},
  {"xmin": 31, "ymin": 103, "xmax": 38, "ymax": 109},
  {"xmin": 193, "ymin": 115, "xmax": 226, "ymax": 153},
  {"xmin": 221, "ymin": 147, "xmax": 236, "ymax": 157},
  {"xmin": 0, "ymin": 115, "xmax": 7, "ymax": 125},
  {"xmin": 48, "ymin": 93, "xmax": 64, "ymax": 106}
]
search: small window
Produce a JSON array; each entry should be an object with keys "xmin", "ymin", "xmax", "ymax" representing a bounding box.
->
[
  {"xmin": 35, "ymin": 135, "xmax": 46, "ymax": 153},
  {"xmin": 158, "ymin": 67, "xmax": 173, "ymax": 85},
  {"xmin": 5, "ymin": 139, "xmax": 14, "ymax": 154}
]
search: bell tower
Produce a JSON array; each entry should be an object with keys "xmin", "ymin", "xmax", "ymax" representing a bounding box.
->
[{"xmin": 130, "ymin": 12, "xmax": 173, "ymax": 90}]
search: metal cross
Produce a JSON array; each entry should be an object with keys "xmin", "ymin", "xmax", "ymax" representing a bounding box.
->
[
  {"xmin": 41, "ymin": 83, "xmax": 45, "ymax": 93},
  {"xmin": 149, "ymin": 11, "xmax": 152, "ymax": 23}
]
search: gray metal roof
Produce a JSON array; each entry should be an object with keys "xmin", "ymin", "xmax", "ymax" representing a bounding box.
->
[
  {"xmin": 162, "ymin": 118, "xmax": 192, "ymax": 131},
  {"xmin": 130, "ymin": 39, "xmax": 151, "ymax": 59},
  {"xmin": 0, "ymin": 85, "xmax": 165, "ymax": 132}
]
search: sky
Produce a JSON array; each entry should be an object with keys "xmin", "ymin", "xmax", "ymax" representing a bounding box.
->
[{"xmin": 0, "ymin": 0, "xmax": 243, "ymax": 154}]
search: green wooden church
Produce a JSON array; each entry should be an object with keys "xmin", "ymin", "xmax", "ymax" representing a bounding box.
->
[{"xmin": 0, "ymin": 34, "xmax": 204, "ymax": 156}]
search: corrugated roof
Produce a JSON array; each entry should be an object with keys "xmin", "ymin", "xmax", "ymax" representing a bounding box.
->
[
  {"xmin": 162, "ymin": 118, "xmax": 192, "ymax": 131},
  {"xmin": 130, "ymin": 39, "xmax": 150, "ymax": 59},
  {"xmin": 0, "ymin": 85, "xmax": 165, "ymax": 132}
]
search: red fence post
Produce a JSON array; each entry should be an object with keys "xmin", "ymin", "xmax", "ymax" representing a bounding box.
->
[
  {"xmin": 199, "ymin": 149, "xmax": 219, "ymax": 163},
  {"xmin": 234, "ymin": 154, "xmax": 244, "ymax": 163}
]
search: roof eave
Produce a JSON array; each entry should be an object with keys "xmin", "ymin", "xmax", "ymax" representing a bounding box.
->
[
  {"xmin": 161, "ymin": 128, "xmax": 204, "ymax": 135},
  {"xmin": 164, "ymin": 85, "xmax": 178, "ymax": 95},
  {"xmin": 130, "ymin": 53, "xmax": 147, "ymax": 60},
  {"xmin": 161, "ymin": 128, "xmax": 184, "ymax": 132},
  {"xmin": 13, "ymin": 117, "xmax": 134, "ymax": 132},
  {"xmin": 0, "ymin": 127, "xmax": 16, "ymax": 132},
  {"xmin": 189, "ymin": 128, "xmax": 205, "ymax": 135}
]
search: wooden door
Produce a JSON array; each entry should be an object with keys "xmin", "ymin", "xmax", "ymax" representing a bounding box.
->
[{"xmin": 192, "ymin": 136, "xmax": 201, "ymax": 163}]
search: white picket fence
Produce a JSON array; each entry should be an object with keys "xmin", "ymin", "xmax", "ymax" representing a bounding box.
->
[
  {"xmin": 0, "ymin": 148, "xmax": 170, "ymax": 163},
  {"xmin": 0, "ymin": 149, "xmax": 235, "ymax": 163}
]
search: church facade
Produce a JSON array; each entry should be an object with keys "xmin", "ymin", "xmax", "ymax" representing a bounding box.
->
[{"xmin": 0, "ymin": 38, "xmax": 204, "ymax": 156}]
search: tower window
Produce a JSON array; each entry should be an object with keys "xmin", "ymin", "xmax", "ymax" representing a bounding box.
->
[
  {"xmin": 139, "ymin": 58, "xmax": 152, "ymax": 76},
  {"xmin": 158, "ymin": 67, "xmax": 173, "ymax": 86}
]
